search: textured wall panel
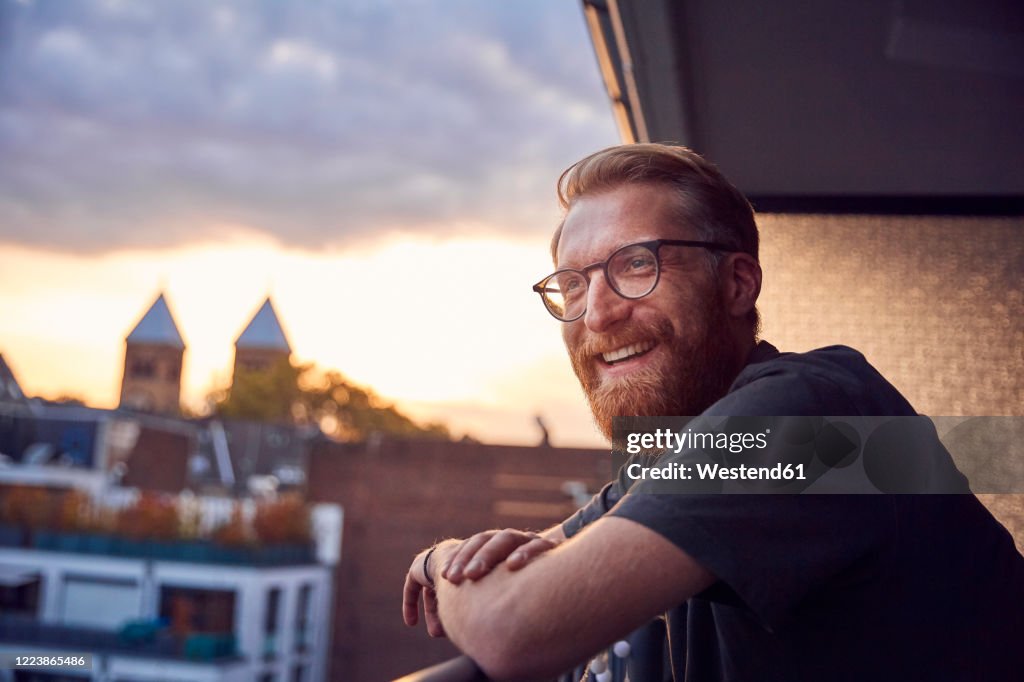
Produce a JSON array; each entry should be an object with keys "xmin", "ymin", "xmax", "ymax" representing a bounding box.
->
[{"xmin": 757, "ymin": 214, "xmax": 1022, "ymax": 416}]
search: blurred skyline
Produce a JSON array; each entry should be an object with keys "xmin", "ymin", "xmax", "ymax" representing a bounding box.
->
[{"xmin": 0, "ymin": 0, "xmax": 619, "ymax": 446}]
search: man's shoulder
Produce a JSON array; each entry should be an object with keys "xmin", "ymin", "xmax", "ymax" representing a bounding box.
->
[
  {"xmin": 743, "ymin": 343, "xmax": 876, "ymax": 384},
  {"xmin": 708, "ymin": 342, "xmax": 916, "ymax": 417}
]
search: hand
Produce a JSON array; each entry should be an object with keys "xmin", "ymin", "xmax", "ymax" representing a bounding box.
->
[
  {"xmin": 442, "ymin": 528, "xmax": 560, "ymax": 584},
  {"xmin": 403, "ymin": 546, "xmax": 447, "ymax": 637}
]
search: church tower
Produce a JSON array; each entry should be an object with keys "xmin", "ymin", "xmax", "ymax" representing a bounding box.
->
[
  {"xmin": 232, "ymin": 297, "xmax": 292, "ymax": 382},
  {"xmin": 119, "ymin": 293, "xmax": 185, "ymax": 414}
]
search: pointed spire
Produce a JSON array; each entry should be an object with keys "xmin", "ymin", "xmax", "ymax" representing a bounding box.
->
[
  {"xmin": 0, "ymin": 353, "xmax": 27, "ymax": 402},
  {"xmin": 126, "ymin": 293, "xmax": 185, "ymax": 349},
  {"xmin": 235, "ymin": 298, "xmax": 291, "ymax": 352}
]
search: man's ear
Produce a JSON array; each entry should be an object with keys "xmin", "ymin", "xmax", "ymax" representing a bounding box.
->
[{"xmin": 721, "ymin": 253, "xmax": 761, "ymax": 319}]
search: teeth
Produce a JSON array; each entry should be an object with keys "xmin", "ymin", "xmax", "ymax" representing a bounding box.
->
[{"xmin": 602, "ymin": 341, "xmax": 655, "ymax": 364}]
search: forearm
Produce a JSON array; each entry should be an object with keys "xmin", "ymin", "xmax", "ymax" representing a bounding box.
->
[
  {"xmin": 426, "ymin": 517, "xmax": 712, "ymax": 681},
  {"xmin": 415, "ymin": 534, "xmax": 579, "ymax": 677},
  {"xmin": 408, "ymin": 519, "xmax": 681, "ymax": 680},
  {"xmin": 431, "ymin": 542, "xmax": 584, "ymax": 679}
]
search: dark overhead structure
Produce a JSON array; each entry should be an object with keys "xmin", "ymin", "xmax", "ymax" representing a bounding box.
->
[{"xmin": 581, "ymin": 0, "xmax": 1024, "ymax": 214}]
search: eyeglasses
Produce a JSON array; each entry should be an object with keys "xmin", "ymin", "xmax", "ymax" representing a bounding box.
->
[{"xmin": 532, "ymin": 239, "xmax": 739, "ymax": 322}]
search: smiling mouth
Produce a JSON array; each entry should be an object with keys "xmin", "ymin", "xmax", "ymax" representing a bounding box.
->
[{"xmin": 600, "ymin": 341, "xmax": 656, "ymax": 365}]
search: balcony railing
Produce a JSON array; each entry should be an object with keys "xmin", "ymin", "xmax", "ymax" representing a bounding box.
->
[
  {"xmin": 392, "ymin": 655, "xmax": 489, "ymax": 682},
  {"xmin": 0, "ymin": 525, "xmax": 315, "ymax": 566},
  {"xmin": 0, "ymin": 615, "xmax": 240, "ymax": 663},
  {"xmin": 394, "ymin": 619, "xmax": 666, "ymax": 682}
]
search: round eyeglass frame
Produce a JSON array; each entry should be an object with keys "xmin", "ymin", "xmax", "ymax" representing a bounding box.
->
[{"xmin": 531, "ymin": 238, "xmax": 740, "ymax": 322}]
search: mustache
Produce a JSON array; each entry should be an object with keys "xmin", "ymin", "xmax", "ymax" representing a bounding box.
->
[{"xmin": 568, "ymin": 317, "xmax": 675, "ymax": 361}]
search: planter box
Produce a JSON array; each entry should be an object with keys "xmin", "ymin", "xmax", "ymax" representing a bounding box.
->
[
  {"xmin": 178, "ymin": 540, "xmax": 214, "ymax": 563},
  {"xmin": 0, "ymin": 524, "xmax": 25, "ymax": 548},
  {"xmin": 116, "ymin": 538, "xmax": 148, "ymax": 558},
  {"xmin": 184, "ymin": 632, "xmax": 237, "ymax": 660},
  {"xmin": 56, "ymin": 532, "xmax": 91, "ymax": 552},
  {"xmin": 32, "ymin": 529, "xmax": 59, "ymax": 550},
  {"xmin": 248, "ymin": 543, "xmax": 315, "ymax": 565},
  {"xmin": 83, "ymin": 534, "xmax": 115, "ymax": 554},
  {"xmin": 9, "ymin": 529, "xmax": 315, "ymax": 567}
]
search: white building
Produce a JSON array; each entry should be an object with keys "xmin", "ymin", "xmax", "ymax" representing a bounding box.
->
[{"xmin": 0, "ymin": 541, "xmax": 334, "ymax": 682}]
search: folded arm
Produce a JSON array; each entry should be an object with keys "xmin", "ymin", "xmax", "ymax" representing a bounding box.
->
[{"xmin": 423, "ymin": 516, "xmax": 714, "ymax": 681}]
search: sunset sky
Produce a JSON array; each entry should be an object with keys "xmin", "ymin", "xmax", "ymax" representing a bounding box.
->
[{"xmin": 0, "ymin": 0, "xmax": 619, "ymax": 447}]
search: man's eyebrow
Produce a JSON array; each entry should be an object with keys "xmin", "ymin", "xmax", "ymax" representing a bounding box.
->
[{"xmin": 564, "ymin": 237, "xmax": 664, "ymax": 268}]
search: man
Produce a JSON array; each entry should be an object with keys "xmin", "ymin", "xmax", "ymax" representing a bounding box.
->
[{"xmin": 402, "ymin": 144, "xmax": 1024, "ymax": 680}]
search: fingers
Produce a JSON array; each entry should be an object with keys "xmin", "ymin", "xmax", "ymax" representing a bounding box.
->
[
  {"xmin": 423, "ymin": 587, "xmax": 447, "ymax": 638},
  {"xmin": 506, "ymin": 536, "xmax": 558, "ymax": 570},
  {"xmin": 442, "ymin": 531, "xmax": 497, "ymax": 583},
  {"xmin": 463, "ymin": 530, "xmax": 537, "ymax": 580},
  {"xmin": 405, "ymin": 531, "xmax": 558, "ymax": 637},
  {"xmin": 404, "ymin": 570, "xmax": 446, "ymax": 637},
  {"xmin": 448, "ymin": 529, "xmax": 539, "ymax": 583},
  {"xmin": 402, "ymin": 571, "xmax": 422, "ymax": 627},
  {"xmin": 404, "ymin": 552, "xmax": 446, "ymax": 637}
]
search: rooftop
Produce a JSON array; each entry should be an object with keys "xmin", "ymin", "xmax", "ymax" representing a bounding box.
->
[
  {"xmin": 125, "ymin": 293, "xmax": 185, "ymax": 349},
  {"xmin": 235, "ymin": 298, "xmax": 291, "ymax": 352}
]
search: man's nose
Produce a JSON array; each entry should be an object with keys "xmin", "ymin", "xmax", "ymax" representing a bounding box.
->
[{"xmin": 583, "ymin": 271, "xmax": 631, "ymax": 333}]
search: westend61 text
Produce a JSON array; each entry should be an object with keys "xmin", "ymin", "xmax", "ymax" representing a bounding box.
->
[
  {"xmin": 624, "ymin": 428, "xmax": 770, "ymax": 455},
  {"xmin": 626, "ymin": 461, "xmax": 807, "ymax": 481}
]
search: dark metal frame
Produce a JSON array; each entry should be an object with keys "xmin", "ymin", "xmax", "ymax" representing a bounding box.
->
[{"xmin": 581, "ymin": 0, "xmax": 1024, "ymax": 217}]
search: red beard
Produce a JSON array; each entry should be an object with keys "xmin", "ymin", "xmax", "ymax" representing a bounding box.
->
[{"xmin": 568, "ymin": 286, "xmax": 742, "ymax": 441}]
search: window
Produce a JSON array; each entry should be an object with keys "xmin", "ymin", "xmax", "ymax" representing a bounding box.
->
[
  {"xmin": 61, "ymin": 576, "xmax": 140, "ymax": 629},
  {"xmin": 129, "ymin": 358, "xmax": 156, "ymax": 378},
  {"xmin": 0, "ymin": 570, "xmax": 41, "ymax": 616},
  {"xmin": 159, "ymin": 586, "xmax": 236, "ymax": 635},
  {"xmin": 264, "ymin": 586, "xmax": 281, "ymax": 659},
  {"xmin": 294, "ymin": 584, "xmax": 313, "ymax": 652}
]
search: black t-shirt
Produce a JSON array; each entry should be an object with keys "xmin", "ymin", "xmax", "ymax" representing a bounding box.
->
[{"xmin": 563, "ymin": 342, "xmax": 1024, "ymax": 681}]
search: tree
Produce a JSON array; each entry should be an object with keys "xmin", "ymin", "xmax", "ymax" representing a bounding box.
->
[
  {"xmin": 210, "ymin": 360, "xmax": 450, "ymax": 442},
  {"xmin": 213, "ymin": 358, "xmax": 303, "ymax": 423}
]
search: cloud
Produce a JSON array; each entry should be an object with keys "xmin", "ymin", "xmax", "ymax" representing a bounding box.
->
[{"xmin": 0, "ymin": 0, "xmax": 617, "ymax": 253}]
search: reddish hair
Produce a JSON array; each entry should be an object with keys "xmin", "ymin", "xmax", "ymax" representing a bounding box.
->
[{"xmin": 551, "ymin": 143, "xmax": 759, "ymax": 266}]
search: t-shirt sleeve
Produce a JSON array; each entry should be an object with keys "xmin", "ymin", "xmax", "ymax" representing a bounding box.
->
[
  {"xmin": 609, "ymin": 493, "xmax": 894, "ymax": 630},
  {"xmin": 562, "ymin": 476, "xmax": 628, "ymax": 538}
]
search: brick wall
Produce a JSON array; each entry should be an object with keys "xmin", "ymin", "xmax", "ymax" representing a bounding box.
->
[
  {"xmin": 306, "ymin": 437, "xmax": 609, "ymax": 682},
  {"xmin": 121, "ymin": 427, "xmax": 190, "ymax": 493}
]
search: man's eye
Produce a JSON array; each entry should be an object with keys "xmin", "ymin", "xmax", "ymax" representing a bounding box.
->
[
  {"xmin": 555, "ymin": 276, "xmax": 583, "ymax": 296},
  {"xmin": 621, "ymin": 256, "xmax": 655, "ymax": 273},
  {"xmin": 563, "ymin": 280, "xmax": 585, "ymax": 301}
]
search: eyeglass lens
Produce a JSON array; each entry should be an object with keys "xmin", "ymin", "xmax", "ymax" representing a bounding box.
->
[{"xmin": 541, "ymin": 243, "xmax": 659, "ymax": 320}]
